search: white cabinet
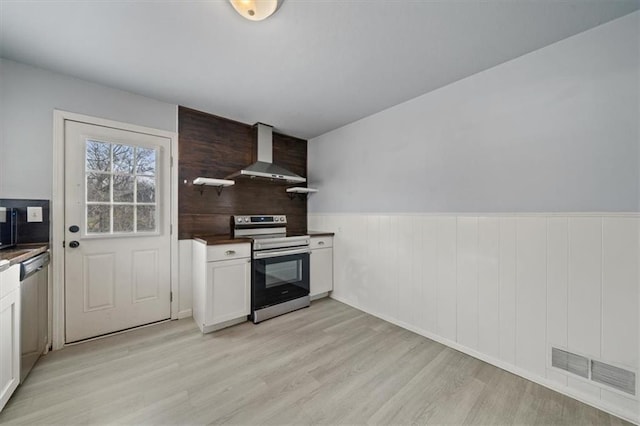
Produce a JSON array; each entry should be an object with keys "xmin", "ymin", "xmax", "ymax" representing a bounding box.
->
[
  {"xmin": 310, "ymin": 236, "xmax": 333, "ymax": 300},
  {"xmin": 0, "ymin": 264, "xmax": 20, "ymax": 412},
  {"xmin": 206, "ymin": 258, "xmax": 250, "ymax": 326},
  {"xmin": 206, "ymin": 244, "xmax": 251, "ymax": 262},
  {"xmin": 192, "ymin": 241, "xmax": 251, "ymax": 333}
]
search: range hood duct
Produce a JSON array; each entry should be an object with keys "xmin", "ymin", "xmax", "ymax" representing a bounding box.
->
[{"xmin": 226, "ymin": 123, "xmax": 306, "ymax": 184}]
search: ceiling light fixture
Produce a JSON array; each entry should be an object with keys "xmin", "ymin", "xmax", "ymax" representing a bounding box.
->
[{"xmin": 229, "ymin": 0, "xmax": 282, "ymax": 21}]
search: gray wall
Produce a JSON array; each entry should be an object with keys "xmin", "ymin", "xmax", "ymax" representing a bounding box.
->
[
  {"xmin": 0, "ymin": 59, "xmax": 177, "ymax": 200},
  {"xmin": 308, "ymin": 12, "xmax": 640, "ymax": 213}
]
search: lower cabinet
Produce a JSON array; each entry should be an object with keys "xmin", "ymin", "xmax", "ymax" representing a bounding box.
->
[
  {"xmin": 206, "ymin": 258, "xmax": 250, "ymax": 327},
  {"xmin": 310, "ymin": 236, "xmax": 334, "ymax": 299},
  {"xmin": 192, "ymin": 241, "xmax": 251, "ymax": 333},
  {"xmin": 0, "ymin": 264, "xmax": 20, "ymax": 412}
]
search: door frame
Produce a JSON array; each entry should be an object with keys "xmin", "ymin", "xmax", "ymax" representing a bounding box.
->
[{"xmin": 52, "ymin": 109, "xmax": 179, "ymax": 350}]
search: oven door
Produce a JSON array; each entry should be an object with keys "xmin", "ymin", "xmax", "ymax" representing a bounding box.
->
[{"xmin": 252, "ymin": 249, "xmax": 310, "ymax": 310}]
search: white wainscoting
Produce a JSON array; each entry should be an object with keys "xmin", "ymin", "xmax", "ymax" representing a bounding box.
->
[
  {"xmin": 177, "ymin": 240, "xmax": 193, "ymax": 320},
  {"xmin": 309, "ymin": 213, "xmax": 639, "ymax": 423}
]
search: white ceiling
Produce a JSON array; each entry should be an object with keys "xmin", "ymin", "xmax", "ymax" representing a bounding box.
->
[{"xmin": 1, "ymin": 0, "xmax": 638, "ymax": 139}]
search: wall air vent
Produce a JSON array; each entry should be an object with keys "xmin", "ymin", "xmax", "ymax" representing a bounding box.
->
[
  {"xmin": 552, "ymin": 348, "xmax": 589, "ymax": 378},
  {"xmin": 591, "ymin": 360, "xmax": 636, "ymax": 396}
]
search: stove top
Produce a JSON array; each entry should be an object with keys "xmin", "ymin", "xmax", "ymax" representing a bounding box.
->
[{"xmin": 232, "ymin": 215, "xmax": 309, "ymax": 250}]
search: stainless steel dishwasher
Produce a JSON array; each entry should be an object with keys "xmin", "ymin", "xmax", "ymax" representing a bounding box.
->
[{"xmin": 20, "ymin": 251, "xmax": 49, "ymax": 383}]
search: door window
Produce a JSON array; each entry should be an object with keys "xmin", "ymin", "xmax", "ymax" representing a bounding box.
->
[
  {"xmin": 265, "ymin": 258, "xmax": 303, "ymax": 288},
  {"xmin": 85, "ymin": 140, "xmax": 158, "ymax": 235}
]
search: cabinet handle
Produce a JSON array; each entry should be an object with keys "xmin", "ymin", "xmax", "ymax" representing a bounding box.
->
[
  {"xmin": 225, "ymin": 250, "xmax": 236, "ymax": 256},
  {"xmin": 318, "ymin": 241, "xmax": 325, "ymax": 246}
]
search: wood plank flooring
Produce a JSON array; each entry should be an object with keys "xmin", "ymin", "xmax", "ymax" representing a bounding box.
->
[{"xmin": 0, "ymin": 298, "xmax": 631, "ymax": 425}]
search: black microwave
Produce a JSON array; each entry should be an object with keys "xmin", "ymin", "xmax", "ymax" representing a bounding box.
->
[{"xmin": 0, "ymin": 208, "xmax": 17, "ymax": 250}]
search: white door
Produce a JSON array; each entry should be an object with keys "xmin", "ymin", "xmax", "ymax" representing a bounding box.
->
[{"xmin": 64, "ymin": 120, "xmax": 171, "ymax": 343}]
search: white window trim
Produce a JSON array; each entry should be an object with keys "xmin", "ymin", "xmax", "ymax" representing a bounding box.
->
[{"xmin": 52, "ymin": 109, "xmax": 179, "ymax": 350}]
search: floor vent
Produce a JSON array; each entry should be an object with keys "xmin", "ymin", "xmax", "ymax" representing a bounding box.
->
[
  {"xmin": 552, "ymin": 348, "xmax": 589, "ymax": 378},
  {"xmin": 591, "ymin": 360, "xmax": 636, "ymax": 396}
]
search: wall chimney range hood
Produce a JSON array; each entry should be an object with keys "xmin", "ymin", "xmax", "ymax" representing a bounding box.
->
[{"xmin": 226, "ymin": 123, "xmax": 306, "ymax": 184}]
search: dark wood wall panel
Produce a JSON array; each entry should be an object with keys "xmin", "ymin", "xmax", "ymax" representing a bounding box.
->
[{"xmin": 178, "ymin": 107, "xmax": 308, "ymax": 239}]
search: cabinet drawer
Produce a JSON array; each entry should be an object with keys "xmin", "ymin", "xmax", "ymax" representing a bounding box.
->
[
  {"xmin": 310, "ymin": 236, "xmax": 333, "ymax": 249},
  {"xmin": 207, "ymin": 243, "xmax": 251, "ymax": 262}
]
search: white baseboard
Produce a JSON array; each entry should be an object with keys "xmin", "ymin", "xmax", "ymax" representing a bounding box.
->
[
  {"xmin": 329, "ymin": 294, "xmax": 639, "ymax": 425},
  {"xmin": 177, "ymin": 309, "xmax": 192, "ymax": 320}
]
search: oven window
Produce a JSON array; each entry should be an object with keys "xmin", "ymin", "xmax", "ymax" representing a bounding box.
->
[{"xmin": 265, "ymin": 259, "xmax": 302, "ymax": 288}]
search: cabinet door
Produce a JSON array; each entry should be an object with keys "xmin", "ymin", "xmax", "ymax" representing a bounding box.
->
[
  {"xmin": 206, "ymin": 258, "xmax": 251, "ymax": 325},
  {"xmin": 310, "ymin": 247, "xmax": 333, "ymax": 297},
  {"xmin": 0, "ymin": 287, "xmax": 20, "ymax": 411}
]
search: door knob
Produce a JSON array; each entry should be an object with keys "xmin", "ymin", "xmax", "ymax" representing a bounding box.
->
[{"xmin": 69, "ymin": 241, "xmax": 80, "ymax": 248}]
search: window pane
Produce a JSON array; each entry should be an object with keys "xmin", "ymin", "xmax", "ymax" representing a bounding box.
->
[
  {"xmin": 113, "ymin": 144, "xmax": 134, "ymax": 173},
  {"xmin": 85, "ymin": 141, "xmax": 159, "ymax": 236},
  {"xmin": 136, "ymin": 176, "xmax": 156, "ymax": 203},
  {"xmin": 113, "ymin": 175, "xmax": 134, "ymax": 202},
  {"xmin": 137, "ymin": 205, "xmax": 156, "ymax": 232},
  {"xmin": 113, "ymin": 205, "xmax": 134, "ymax": 232},
  {"xmin": 86, "ymin": 141, "xmax": 111, "ymax": 172},
  {"xmin": 87, "ymin": 173, "xmax": 110, "ymax": 202},
  {"xmin": 87, "ymin": 205, "xmax": 110, "ymax": 233},
  {"xmin": 136, "ymin": 148, "xmax": 156, "ymax": 175}
]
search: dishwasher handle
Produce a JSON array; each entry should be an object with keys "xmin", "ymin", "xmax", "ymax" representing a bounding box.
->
[{"xmin": 20, "ymin": 252, "xmax": 50, "ymax": 281}]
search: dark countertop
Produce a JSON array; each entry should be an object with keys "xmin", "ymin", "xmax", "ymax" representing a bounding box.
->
[
  {"xmin": 193, "ymin": 231, "xmax": 334, "ymax": 245},
  {"xmin": 0, "ymin": 244, "xmax": 49, "ymax": 266},
  {"xmin": 194, "ymin": 235, "xmax": 252, "ymax": 246},
  {"xmin": 307, "ymin": 231, "xmax": 335, "ymax": 237}
]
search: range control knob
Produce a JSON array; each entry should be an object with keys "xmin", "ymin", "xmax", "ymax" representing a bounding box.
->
[
  {"xmin": 274, "ymin": 217, "xmax": 279, "ymax": 222},
  {"xmin": 244, "ymin": 217, "xmax": 249, "ymax": 223},
  {"xmin": 237, "ymin": 217, "xmax": 242, "ymax": 223}
]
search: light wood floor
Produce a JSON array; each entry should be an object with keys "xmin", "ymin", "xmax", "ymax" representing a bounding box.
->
[{"xmin": 0, "ymin": 298, "xmax": 631, "ymax": 425}]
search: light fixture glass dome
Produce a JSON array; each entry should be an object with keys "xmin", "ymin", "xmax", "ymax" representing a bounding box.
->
[{"xmin": 229, "ymin": 0, "xmax": 281, "ymax": 21}]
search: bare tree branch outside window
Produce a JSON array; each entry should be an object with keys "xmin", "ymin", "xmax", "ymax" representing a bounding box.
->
[{"xmin": 85, "ymin": 140, "xmax": 158, "ymax": 235}]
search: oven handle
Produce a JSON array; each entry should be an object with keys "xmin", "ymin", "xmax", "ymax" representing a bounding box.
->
[{"xmin": 253, "ymin": 247, "xmax": 311, "ymax": 260}]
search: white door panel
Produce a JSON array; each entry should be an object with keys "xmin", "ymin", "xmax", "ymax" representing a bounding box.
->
[
  {"xmin": 64, "ymin": 120, "xmax": 171, "ymax": 343},
  {"xmin": 83, "ymin": 253, "xmax": 116, "ymax": 311}
]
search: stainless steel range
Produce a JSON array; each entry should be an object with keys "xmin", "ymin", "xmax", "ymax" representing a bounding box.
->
[{"xmin": 232, "ymin": 215, "xmax": 310, "ymax": 323}]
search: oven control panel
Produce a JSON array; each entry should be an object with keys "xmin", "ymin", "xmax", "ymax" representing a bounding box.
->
[{"xmin": 233, "ymin": 215, "xmax": 287, "ymax": 225}]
